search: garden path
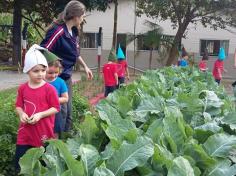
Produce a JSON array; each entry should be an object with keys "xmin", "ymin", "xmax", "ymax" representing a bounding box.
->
[{"xmin": 0, "ymin": 71, "xmax": 81, "ymax": 91}]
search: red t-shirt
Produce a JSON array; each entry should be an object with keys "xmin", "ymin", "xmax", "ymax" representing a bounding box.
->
[
  {"xmin": 212, "ymin": 59, "xmax": 224, "ymax": 80},
  {"xmin": 103, "ymin": 63, "xmax": 117, "ymax": 86},
  {"xmin": 117, "ymin": 60, "xmax": 128, "ymax": 77},
  {"xmin": 198, "ymin": 60, "xmax": 207, "ymax": 71},
  {"xmin": 15, "ymin": 82, "xmax": 60, "ymax": 147}
]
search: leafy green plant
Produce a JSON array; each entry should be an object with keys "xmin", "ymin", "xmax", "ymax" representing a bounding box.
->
[
  {"xmin": 72, "ymin": 84, "xmax": 90, "ymax": 119},
  {"xmin": 0, "ymin": 88, "xmax": 18, "ymax": 176},
  {"xmin": 0, "ymin": 13, "xmax": 13, "ymax": 44},
  {"xmin": 19, "ymin": 67, "xmax": 236, "ymax": 175}
]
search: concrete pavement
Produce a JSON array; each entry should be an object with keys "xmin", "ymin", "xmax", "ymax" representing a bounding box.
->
[{"xmin": 0, "ymin": 71, "xmax": 81, "ymax": 91}]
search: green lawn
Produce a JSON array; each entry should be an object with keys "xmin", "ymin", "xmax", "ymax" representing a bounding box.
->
[
  {"xmin": 0, "ymin": 87, "xmax": 17, "ymax": 99},
  {"xmin": 0, "ymin": 87, "xmax": 18, "ymax": 175}
]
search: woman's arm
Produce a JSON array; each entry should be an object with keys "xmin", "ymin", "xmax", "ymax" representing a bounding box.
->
[{"xmin": 78, "ymin": 56, "xmax": 93, "ymax": 79}]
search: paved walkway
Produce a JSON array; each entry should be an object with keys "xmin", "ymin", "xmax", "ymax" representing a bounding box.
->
[{"xmin": 0, "ymin": 71, "xmax": 81, "ymax": 91}]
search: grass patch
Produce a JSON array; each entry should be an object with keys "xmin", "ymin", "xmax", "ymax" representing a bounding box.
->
[
  {"xmin": 0, "ymin": 87, "xmax": 17, "ymax": 100},
  {"xmin": 0, "ymin": 87, "xmax": 18, "ymax": 175},
  {"xmin": 77, "ymin": 73, "xmax": 104, "ymax": 99},
  {"xmin": 0, "ymin": 65, "xmax": 19, "ymax": 71}
]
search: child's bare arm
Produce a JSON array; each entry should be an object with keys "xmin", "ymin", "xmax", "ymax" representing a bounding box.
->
[
  {"xmin": 115, "ymin": 73, "xmax": 119, "ymax": 85},
  {"xmin": 126, "ymin": 67, "xmax": 130, "ymax": 80},
  {"xmin": 59, "ymin": 92, "xmax": 69, "ymax": 104},
  {"xmin": 28, "ymin": 107, "xmax": 58, "ymax": 124},
  {"xmin": 218, "ymin": 68, "xmax": 222, "ymax": 79},
  {"xmin": 16, "ymin": 107, "xmax": 28, "ymax": 123}
]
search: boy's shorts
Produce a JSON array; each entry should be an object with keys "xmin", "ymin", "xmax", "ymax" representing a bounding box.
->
[
  {"xmin": 117, "ymin": 77, "xmax": 125, "ymax": 89},
  {"xmin": 105, "ymin": 85, "xmax": 116, "ymax": 97},
  {"xmin": 215, "ymin": 79, "xmax": 221, "ymax": 84}
]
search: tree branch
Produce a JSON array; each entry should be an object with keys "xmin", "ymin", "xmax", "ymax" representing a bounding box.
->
[
  {"xmin": 169, "ymin": 0, "xmax": 182, "ymax": 25},
  {"xmin": 21, "ymin": 14, "xmax": 45, "ymax": 33}
]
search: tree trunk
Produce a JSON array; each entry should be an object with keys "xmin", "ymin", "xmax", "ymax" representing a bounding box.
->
[
  {"xmin": 149, "ymin": 48, "xmax": 153, "ymax": 69},
  {"xmin": 12, "ymin": 0, "xmax": 22, "ymax": 65},
  {"xmin": 166, "ymin": 30, "xmax": 183, "ymax": 66},
  {"xmin": 112, "ymin": 0, "xmax": 118, "ymax": 50},
  {"xmin": 166, "ymin": 22, "xmax": 189, "ymax": 66}
]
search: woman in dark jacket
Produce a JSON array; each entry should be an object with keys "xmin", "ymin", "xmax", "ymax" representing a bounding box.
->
[{"xmin": 41, "ymin": 0, "xmax": 93, "ymax": 131}]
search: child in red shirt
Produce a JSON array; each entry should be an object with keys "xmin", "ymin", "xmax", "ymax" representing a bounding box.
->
[
  {"xmin": 198, "ymin": 49, "xmax": 209, "ymax": 72},
  {"xmin": 15, "ymin": 44, "xmax": 60, "ymax": 172},
  {"xmin": 212, "ymin": 48, "xmax": 227, "ymax": 84},
  {"xmin": 103, "ymin": 48, "xmax": 118, "ymax": 97},
  {"xmin": 117, "ymin": 44, "xmax": 129, "ymax": 87}
]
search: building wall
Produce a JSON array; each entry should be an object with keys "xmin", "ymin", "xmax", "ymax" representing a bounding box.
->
[
  {"xmin": 81, "ymin": 49, "xmax": 160, "ymax": 70},
  {"xmin": 81, "ymin": 0, "xmax": 236, "ymax": 78},
  {"xmin": 83, "ymin": 0, "xmax": 236, "ymax": 52},
  {"xmin": 81, "ymin": 49, "xmax": 236, "ymax": 79}
]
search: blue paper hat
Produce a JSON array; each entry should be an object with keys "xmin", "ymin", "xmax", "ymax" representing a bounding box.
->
[
  {"xmin": 117, "ymin": 44, "xmax": 125, "ymax": 60},
  {"xmin": 218, "ymin": 47, "xmax": 226, "ymax": 61}
]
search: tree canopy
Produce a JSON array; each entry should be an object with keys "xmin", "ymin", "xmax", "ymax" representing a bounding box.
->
[
  {"xmin": 137, "ymin": 0, "xmax": 236, "ymax": 65},
  {"xmin": 0, "ymin": 0, "xmax": 113, "ymax": 65},
  {"xmin": 0, "ymin": 0, "xmax": 113, "ymax": 24}
]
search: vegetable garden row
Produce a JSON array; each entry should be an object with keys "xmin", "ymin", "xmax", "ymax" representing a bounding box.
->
[{"xmin": 19, "ymin": 67, "xmax": 236, "ymax": 176}]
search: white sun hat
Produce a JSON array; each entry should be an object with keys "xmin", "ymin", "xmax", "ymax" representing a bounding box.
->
[{"xmin": 23, "ymin": 44, "xmax": 48, "ymax": 73}]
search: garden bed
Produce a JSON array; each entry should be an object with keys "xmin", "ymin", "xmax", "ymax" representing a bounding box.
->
[{"xmin": 18, "ymin": 67, "xmax": 236, "ymax": 175}]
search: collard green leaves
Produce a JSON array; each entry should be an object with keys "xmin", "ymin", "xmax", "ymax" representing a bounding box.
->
[{"xmin": 19, "ymin": 67, "xmax": 236, "ymax": 175}]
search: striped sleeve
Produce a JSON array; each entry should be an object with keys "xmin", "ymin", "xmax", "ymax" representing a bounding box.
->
[{"xmin": 41, "ymin": 26, "xmax": 64, "ymax": 52}]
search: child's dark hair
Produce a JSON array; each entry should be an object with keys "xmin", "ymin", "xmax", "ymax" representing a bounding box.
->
[
  {"xmin": 181, "ymin": 47, "xmax": 188, "ymax": 58},
  {"xmin": 48, "ymin": 60, "xmax": 61, "ymax": 68}
]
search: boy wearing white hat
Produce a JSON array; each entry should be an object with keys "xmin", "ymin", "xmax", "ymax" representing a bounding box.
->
[{"xmin": 14, "ymin": 44, "xmax": 60, "ymax": 172}]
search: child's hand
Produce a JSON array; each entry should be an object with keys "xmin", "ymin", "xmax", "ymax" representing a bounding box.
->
[
  {"xmin": 19, "ymin": 112, "xmax": 29, "ymax": 123},
  {"xmin": 127, "ymin": 76, "xmax": 130, "ymax": 80},
  {"xmin": 28, "ymin": 112, "xmax": 42, "ymax": 124}
]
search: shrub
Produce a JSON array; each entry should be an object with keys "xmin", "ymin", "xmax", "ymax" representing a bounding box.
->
[{"xmin": 0, "ymin": 89, "xmax": 18, "ymax": 176}]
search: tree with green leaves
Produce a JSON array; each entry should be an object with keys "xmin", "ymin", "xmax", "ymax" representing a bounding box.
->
[
  {"xmin": 126, "ymin": 20, "xmax": 173, "ymax": 69},
  {"xmin": 136, "ymin": 0, "xmax": 236, "ymax": 66},
  {"xmin": 0, "ymin": 0, "xmax": 113, "ymax": 65},
  {"xmin": 141, "ymin": 21, "xmax": 163, "ymax": 69}
]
